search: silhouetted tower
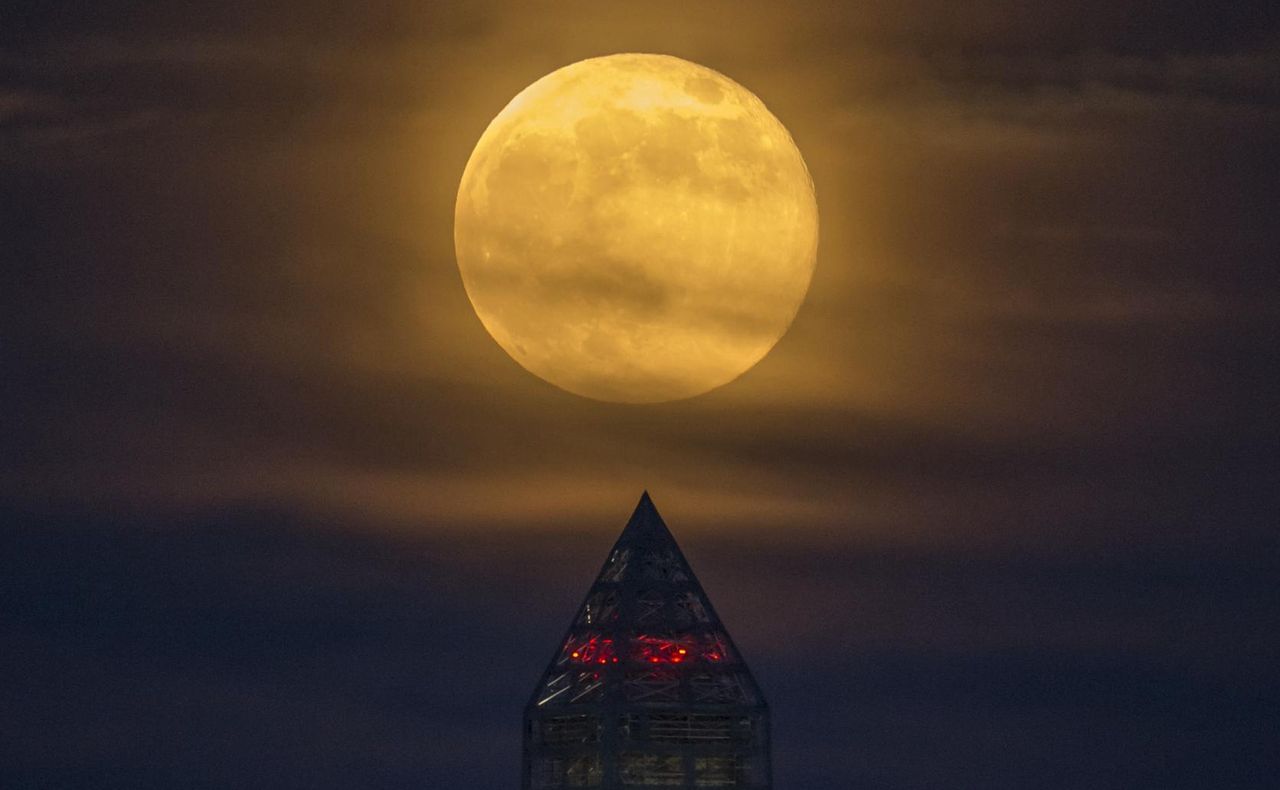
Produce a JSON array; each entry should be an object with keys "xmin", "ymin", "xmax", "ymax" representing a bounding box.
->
[{"xmin": 523, "ymin": 492, "xmax": 771, "ymax": 789}]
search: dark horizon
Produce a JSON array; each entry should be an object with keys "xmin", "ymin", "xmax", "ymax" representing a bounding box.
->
[
  {"xmin": 3, "ymin": 1, "xmax": 1279, "ymax": 787},
  {"xmin": 5, "ymin": 498, "xmax": 1278, "ymax": 788}
]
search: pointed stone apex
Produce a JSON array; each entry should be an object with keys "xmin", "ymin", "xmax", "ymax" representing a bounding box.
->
[
  {"xmin": 630, "ymin": 490, "xmax": 660, "ymax": 523},
  {"xmin": 619, "ymin": 490, "xmax": 674, "ymax": 547}
]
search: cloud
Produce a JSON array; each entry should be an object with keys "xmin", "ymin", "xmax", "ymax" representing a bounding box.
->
[
  {"xmin": 1, "ymin": 0, "xmax": 1276, "ymax": 553},
  {"xmin": 2, "ymin": 10, "xmax": 1277, "ymax": 784}
]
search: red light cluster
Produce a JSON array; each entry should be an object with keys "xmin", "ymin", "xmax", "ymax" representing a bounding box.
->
[
  {"xmin": 564, "ymin": 633, "xmax": 733, "ymax": 666},
  {"xmin": 632, "ymin": 635, "xmax": 693, "ymax": 664},
  {"xmin": 563, "ymin": 636, "xmax": 619, "ymax": 665}
]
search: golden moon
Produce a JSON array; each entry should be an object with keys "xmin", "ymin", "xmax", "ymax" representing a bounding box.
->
[{"xmin": 454, "ymin": 53, "xmax": 818, "ymax": 403}]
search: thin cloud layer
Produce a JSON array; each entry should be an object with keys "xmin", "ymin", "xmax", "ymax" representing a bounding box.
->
[{"xmin": 2, "ymin": 1, "xmax": 1277, "ymax": 551}]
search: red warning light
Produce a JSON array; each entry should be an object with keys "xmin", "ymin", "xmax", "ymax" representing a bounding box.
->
[
  {"xmin": 563, "ymin": 636, "xmax": 618, "ymax": 665},
  {"xmin": 632, "ymin": 635, "xmax": 698, "ymax": 664},
  {"xmin": 567, "ymin": 633, "xmax": 732, "ymax": 666}
]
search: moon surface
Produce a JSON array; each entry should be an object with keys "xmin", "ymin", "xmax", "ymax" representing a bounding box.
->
[{"xmin": 454, "ymin": 53, "xmax": 818, "ymax": 403}]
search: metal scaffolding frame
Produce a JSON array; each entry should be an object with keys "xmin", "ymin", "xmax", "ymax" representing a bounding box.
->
[{"xmin": 523, "ymin": 492, "xmax": 771, "ymax": 789}]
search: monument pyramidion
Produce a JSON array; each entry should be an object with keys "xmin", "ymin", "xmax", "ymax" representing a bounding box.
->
[{"xmin": 523, "ymin": 492, "xmax": 771, "ymax": 788}]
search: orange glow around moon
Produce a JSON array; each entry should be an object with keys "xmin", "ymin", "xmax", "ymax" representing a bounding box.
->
[{"xmin": 455, "ymin": 53, "xmax": 819, "ymax": 403}]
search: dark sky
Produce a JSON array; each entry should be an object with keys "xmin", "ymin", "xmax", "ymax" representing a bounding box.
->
[{"xmin": 3, "ymin": 2, "xmax": 1279, "ymax": 788}]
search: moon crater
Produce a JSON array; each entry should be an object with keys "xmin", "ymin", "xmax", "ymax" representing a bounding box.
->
[{"xmin": 455, "ymin": 53, "xmax": 819, "ymax": 403}]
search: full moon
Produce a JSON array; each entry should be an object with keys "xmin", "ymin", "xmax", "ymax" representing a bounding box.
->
[{"xmin": 454, "ymin": 53, "xmax": 818, "ymax": 403}]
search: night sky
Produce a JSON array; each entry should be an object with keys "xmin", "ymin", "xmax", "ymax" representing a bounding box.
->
[{"xmin": 3, "ymin": 2, "xmax": 1279, "ymax": 788}]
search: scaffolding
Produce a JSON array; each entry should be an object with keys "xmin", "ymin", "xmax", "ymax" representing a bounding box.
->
[{"xmin": 523, "ymin": 493, "xmax": 771, "ymax": 789}]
